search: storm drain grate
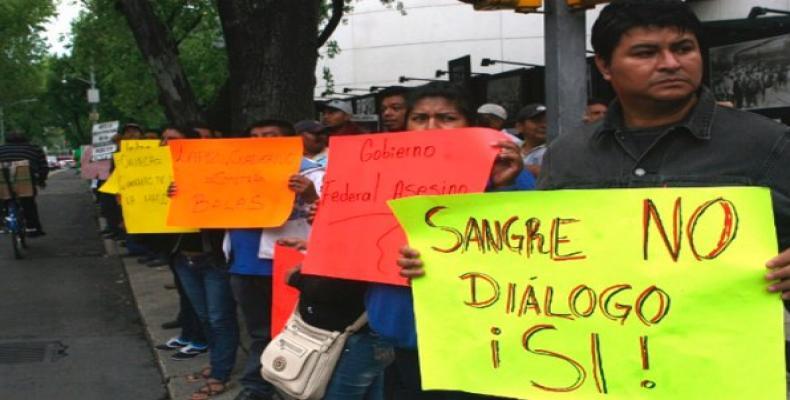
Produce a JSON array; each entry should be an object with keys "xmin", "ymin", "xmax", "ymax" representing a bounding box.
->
[{"xmin": 0, "ymin": 341, "xmax": 68, "ymax": 365}]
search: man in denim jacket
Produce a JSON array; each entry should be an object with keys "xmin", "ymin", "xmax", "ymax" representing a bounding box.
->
[{"xmin": 538, "ymin": 2, "xmax": 790, "ymax": 301}]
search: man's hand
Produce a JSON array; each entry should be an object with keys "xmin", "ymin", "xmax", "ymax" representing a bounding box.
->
[
  {"xmin": 397, "ymin": 246, "xmax": 424, "ymax": 279},
  {"xmin": 277, "ymin": 237, "xmax": 308, "ymax": 251},
  {"xmin": 765, "ymin": 248, "xmax": 790, "ymax": 299},
  {"xmin": 490, "ymin": 140, "xmax": 524, "ymax": 188},
  {"xmin": 306, "ymin": 202, "xmax": 318, "ymax": 225},
  {"xmin": 288, "ymin": 175, "xmax": 318, "ymax": 203},
  {"xmin": 167, "ymin": 182, "xmax": 177, "ymax": 197}
]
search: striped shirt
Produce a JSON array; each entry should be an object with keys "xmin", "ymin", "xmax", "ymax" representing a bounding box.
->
[{"xmin": 0, "ymin": 143, "xmax": 48, "ymax": 184}]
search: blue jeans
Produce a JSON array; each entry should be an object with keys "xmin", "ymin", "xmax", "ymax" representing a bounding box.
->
[
  {"xmin": 171, "ymin": 260, "xmax": 206, "ymax": 346},
  {"xmin": 174, "ymin": 255, "xmax": 239, "ymax": 382},
  {"xmin": 323, "ymin": 330, "xmax": 395, "ymax": 400}
]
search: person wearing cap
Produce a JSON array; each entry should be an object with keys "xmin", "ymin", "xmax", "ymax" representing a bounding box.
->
[
  {"xmin": 515, "ymin": 103, "xmax": 548, "ymax": 177},
  {"xmin": 295, "ymin": 120, "xmax": 329, "ymax": 167},
  {"xmin": 321, "ymin": 100, "xmax": 367, "ymax": 135},
  {"xmin": 120, "ymin": 122, "xmax": 143, "ymax": 140},
  {"xmin": 476, "ymin": 103, "xmax": 508, "ymax": 131},
  {"xmin": 379, "ymin": 86, "xmax": 410, "ymax": 132}
]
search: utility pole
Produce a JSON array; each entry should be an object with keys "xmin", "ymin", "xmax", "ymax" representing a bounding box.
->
[
  {"xmin": 63, "ymin": 65, "xmax": 101, "ymax": 123},
  {"xmin": 87, "ymin": 66, "xmax": 100, "ymax": 123},
  {"xmin": 544, "ymin": 0, "xmax": 588, "ymax": 142}
]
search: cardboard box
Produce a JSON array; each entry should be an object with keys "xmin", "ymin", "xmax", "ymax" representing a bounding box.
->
[{"xmin": 0, "ymin": 160, "xmax": 34, "ymax": 199}]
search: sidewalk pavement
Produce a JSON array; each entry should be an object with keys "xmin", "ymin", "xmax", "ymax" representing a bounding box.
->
[{"xmin": 103, "ymin": 234, "xmax": 248, "ymax": 400}]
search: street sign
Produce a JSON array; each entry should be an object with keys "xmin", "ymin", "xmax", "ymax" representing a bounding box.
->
[
  {"xmin": 91, "ymin": 121, "xmax": 119, "ymax": 161},
  {"xmin": 87, "ymin": 88, "xmax": 100, "ymax": 104}
]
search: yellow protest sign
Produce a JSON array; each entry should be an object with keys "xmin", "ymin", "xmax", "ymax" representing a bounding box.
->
[
  {"xmin": 97, "ymin": 142, "xmax": 158, "ymax": 194},
  {"xmin": 121, "ymin": 139, "xmax": 159, "ymax": 153},
  {"xmin": 389, "ymin": 187, "xmax": 784, "ymax": 400},
  {"xmin": 98, "ymin": 162, "xmax": 121, "ymax": 195},
  {"xmin": 117, "ymin": 146, "xmax": 197, "ymax": 234}
]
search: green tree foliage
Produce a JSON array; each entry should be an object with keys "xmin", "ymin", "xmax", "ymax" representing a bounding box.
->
[
  {"xmin": 0, "ymin": 0, "xmax": 55, "ymax": 140},
  {"xmin": 31, "ymin": 0, "xmax": 400, "ymax": 144},
  {"xmin": 65, "ymin": 0, "xmax": 226, "ymax": 132}
]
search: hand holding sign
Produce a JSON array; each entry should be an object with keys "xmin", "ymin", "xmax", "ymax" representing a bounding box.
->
[
  {"xmin": 302, "ymin": 128, "xmax": 505, "ymax": 286},
  {"xmin": 389, "ymin": 187, "xmax": 784, "ymax": 400}
]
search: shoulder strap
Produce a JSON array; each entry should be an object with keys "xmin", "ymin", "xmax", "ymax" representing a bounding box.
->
[{"xmin": 344, "ymin": 312, "xmax": 368, "ymax": 334}]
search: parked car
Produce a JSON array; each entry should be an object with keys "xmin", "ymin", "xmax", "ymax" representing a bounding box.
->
[{"xmin": 46, "ymin": 156, "xmax": 60, "ymax": 170}]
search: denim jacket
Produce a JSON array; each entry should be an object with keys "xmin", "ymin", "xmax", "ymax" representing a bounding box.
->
[{"xmin": 537, "ymin": 87, "xmax": 790, "ymax": 250}]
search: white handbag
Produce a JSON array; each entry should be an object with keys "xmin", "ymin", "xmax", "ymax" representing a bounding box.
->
[{"xmin": 260, "ymin": 307, "xmax": 368, "ymax": 400}]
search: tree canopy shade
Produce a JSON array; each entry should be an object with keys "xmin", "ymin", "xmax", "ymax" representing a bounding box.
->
[
  {"xmin": 115, "ymin": 0, "xmax": 353, "ymax": 133},
  {"xmin": 12, "ymin": 0, "xmax": 398, "ymax": 146},
  {"xmin": 0, "ymin": 0, "xmax": 55, "ymax": 142},
  {"xmin": 67, "ymin": 0, "xmax": 227, "ymax": 132},
  {"xmin": 0, "ymin": 0, "xmax": 53, "ymax": 104}
]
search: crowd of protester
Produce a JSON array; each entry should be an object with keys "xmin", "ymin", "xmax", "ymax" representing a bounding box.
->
[{"xmin": 89, "ymin": 1, "xmax": 790, "ymax": 400}]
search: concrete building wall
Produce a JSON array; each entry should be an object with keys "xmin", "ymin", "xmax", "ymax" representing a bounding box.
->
[{"xmin": 315, "ymin": 0, "xmax": 790, "ymax": 97}]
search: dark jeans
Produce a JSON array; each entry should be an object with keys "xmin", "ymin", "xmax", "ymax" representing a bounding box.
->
[
  {"xmin": 171, "ymin": 259, "xmax": 206, "ymax": 346},
  {"xmin": 324, "ymin": 330, "xmax": 395, "ymax": 400},
  {"xmin": 175, "ymin": 255, "xmax": 239, "ymax": 382},
  {"xmin": 19, "ymin": 197, "xmax": 42, "ymax": 231},
  {"xmin": 230, "ymin": 274, "xmax": 276, "ymax": 396},
  {"xmin": 98, "ymin": 191, "xmax": 121, "ymax": 232}
]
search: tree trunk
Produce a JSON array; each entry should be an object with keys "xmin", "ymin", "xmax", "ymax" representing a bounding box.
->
[
  {"xmin": 116, "ymin": 0, "xmax": 203, "ymax": 126},
  {"xmin": 217, "ymin": 0, "xmax": 321, "ymax": 131}
]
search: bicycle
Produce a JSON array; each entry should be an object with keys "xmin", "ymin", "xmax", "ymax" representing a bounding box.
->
[{"xmin": 1, "ymin": 161, "xmax": 28, "ymax": 259}]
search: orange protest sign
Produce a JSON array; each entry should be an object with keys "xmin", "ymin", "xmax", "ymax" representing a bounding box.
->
[
  {"xmin": 271, "ymin": 244, "xmax": 303, "ymax": 337},
  {"xmin": 302, "ymin": 128, "xmax": 503, "ymax": 286},
  {"xmin": 167, "ymin": 138, "xmax": 303, "ymax": 228}
]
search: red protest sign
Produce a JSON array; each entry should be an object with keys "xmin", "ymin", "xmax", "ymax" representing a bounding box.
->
[
  {"xmin": 272, "ymin": 244, "xmax": 303, "ymax": 337},
  {"xmin": 302, "ymin": 128, "xmax": 502, "ymax": 286}
]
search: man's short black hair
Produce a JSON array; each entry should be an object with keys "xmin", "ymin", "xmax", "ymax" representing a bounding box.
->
[
  {"xmin": 591, "ymin": 0, "xmax": 703, "ymax": 65},
  {"xmin": 163, "ymin": 125, "xmax": 201, "ymax": 139},
  {"xmin": 406, "ymin": 82, "xmax": 475, "ymax": 123},
  {"xmin": 244, "ymin": 119, "xmax": 295, "ymax": 136},
  {"xmin": 5, "ymin": 131, "xmax": 28, "ymax": 144},
  {"xmin": 378, "ymin": 86, "xmax": 411, "ymax": 102}
]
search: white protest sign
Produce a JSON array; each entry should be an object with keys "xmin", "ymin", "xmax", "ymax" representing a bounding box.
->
[{"xmin": 91, "ymin": 121, "xmax": 119, "ymax": 161}]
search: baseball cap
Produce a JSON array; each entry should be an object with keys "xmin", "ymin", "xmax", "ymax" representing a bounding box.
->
[
  {"xmin": 477, "ymin": 103, "xmax": 508, "ymax": 120},
  {"xmin": 294, "ymin": 120, "xmax": 328, "ymax": 134},
  {"xmin": 516, "ymin": 103, "xmax": 547, "ymax": 121},
  {"xmin": 322, "ymin": 100, "xmax": 353, "ymax": 115},
  {"xmin": 122, "ymin": 122, "xmax": 143, "ymax": 132}
]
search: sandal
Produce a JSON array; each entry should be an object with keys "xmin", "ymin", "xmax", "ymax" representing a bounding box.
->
[
  {"xmin": 189, "ymin": 379, "xmax": 226, "ymax": 400},
  {"xmin": 185, "ymin": 366, "xmax": 211, "ymax": 383}
]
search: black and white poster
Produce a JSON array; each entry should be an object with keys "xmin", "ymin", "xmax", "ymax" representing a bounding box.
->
[
  {"xmin": 710, "ymin": 33, "xmax": 790, "ymax": 110},
  {"xmin": 486, "ymin": 74, "xmax": 522, "ymax": 122},
  {"xmin": 91, "ymin": 120, "xmax": 119, "ymax": 161}
]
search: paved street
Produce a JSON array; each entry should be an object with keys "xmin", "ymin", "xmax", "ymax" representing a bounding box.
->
[{"xmin": 0, "ymin": 170, "xmax": 166, "ymax": 400}]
